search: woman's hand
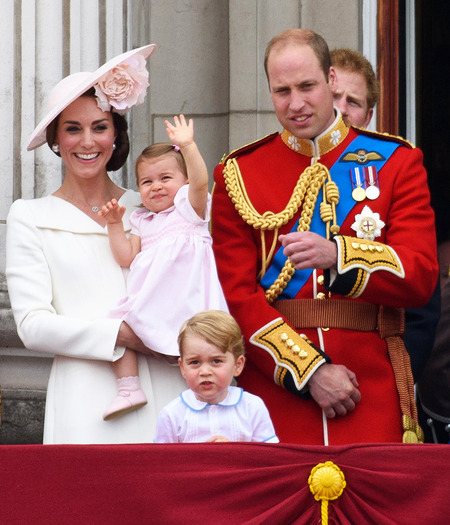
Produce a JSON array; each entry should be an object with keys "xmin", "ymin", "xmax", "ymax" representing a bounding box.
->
[{"xmin": 116, "ymin": 321, "xmax": 168, "ymax": 360}]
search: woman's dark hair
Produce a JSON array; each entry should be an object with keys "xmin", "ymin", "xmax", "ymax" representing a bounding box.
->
[
  {"xmin": 45, "ymin": 87, "xmax": 130, "ymax": 171},
  {"xmin": 108, "ymin": 112, "xmax": 129, "ymax": 171}
]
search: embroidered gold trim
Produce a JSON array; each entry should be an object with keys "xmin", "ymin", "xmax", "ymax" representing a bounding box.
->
[
  {"xmin": 223, "ymin": 159, "xmax": 340, "ymax": 302},
  {"xmin": 281, "ymin": 130, "xmax": 314, "ymax": 156},
  {"xmin": 347, "ymin": 268, "xmax": 368, "ymax": 298},
  {"xmin": 250, "ymin": 319, "xmax": 326, "ymax": 390},
  {"xmin": 335, "ymin": 236, "xmax": 404, "ymax": 277},
  {"xmin": 353, "ymin": 126, "xmax": 415, "ymax": 149},
  {"xmin": 281, "ymin": 118, "xmax": 349, "ymax": 157},
  {"xmin": 276, "ymin": 366, "xmax": 287, "ymax": 386}
]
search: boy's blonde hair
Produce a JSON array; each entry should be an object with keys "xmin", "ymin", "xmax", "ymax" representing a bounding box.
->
[
  {"xmin": 135, "ymin": 142, "xmax": 187, "ymax": 186},
  {"xmin": 178, "ymin": 310, "xmax": 245, "ymax": 360}
]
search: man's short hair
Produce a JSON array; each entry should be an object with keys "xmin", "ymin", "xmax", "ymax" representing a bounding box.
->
[
  {"xmin": 330, "ymin": 48, "xmax": 380, "ymax": 108},
  {"xmin": 264, "ymin": 29, "xmax": 332, "ymax": 82}
]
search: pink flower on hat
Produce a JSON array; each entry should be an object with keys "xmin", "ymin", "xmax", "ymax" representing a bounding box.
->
[{"xmin": 94, "ymin": 54, "xmax": 149, "ymax": 114}]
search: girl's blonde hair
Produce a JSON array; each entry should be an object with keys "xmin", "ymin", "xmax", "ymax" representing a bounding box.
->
[
  {"xmin": 178, "ymin": 310, "xmax": 245, "ymax": 360},
  {"xmin": 135, "ymin": 142, "xmax": 187, "ymax": 185}
]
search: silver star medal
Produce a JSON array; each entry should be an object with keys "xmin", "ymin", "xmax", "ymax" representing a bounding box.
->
[{"xmin": 351, "ymin": 205, "xmax": 385, "ymax": 241}]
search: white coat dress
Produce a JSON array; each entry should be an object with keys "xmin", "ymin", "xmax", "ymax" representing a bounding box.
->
[{"xmin": 6, "ymin": 190, "xmax": 186, "ymax": 444}]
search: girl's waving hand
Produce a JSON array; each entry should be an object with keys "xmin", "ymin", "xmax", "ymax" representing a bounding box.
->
[{"xmin": 165, "ymin": 114, "xmax": 208, "ymax": 219}]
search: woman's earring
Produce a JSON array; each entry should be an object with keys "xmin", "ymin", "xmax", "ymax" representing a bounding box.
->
[
  {"xmin": 51, "ymin": 144, "xmax": 60, "ymax": 153},
  {"xmin": 112, "ymin": 143, "xmax": 117, "ymax": 150}
]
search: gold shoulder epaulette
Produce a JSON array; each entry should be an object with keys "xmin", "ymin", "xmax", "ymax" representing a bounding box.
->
[
  {"xmin": 352, "ymin": 126, "xmax": 415, "ymax": 149},
  {"xmin": 219, "ymin": 132, "xmax": 279, "ymax": 164}
]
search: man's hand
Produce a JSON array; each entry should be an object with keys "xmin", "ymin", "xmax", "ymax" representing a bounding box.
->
[
  {"xmin": 279, "ymin": 231, "xmax": 337, "ymax": 270},
  {"xmin": 307, "ymin": 363, "xmax": 361, "ymax": 418}
]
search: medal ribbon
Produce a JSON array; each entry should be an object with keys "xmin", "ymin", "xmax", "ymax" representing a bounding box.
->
[
  {"xmin": 352, "ymin": 167, "xmax": 365, "ymax": 190},
  {"xmin": 365, "ymin": 165, "xmax": 380, "ymax": 200}
]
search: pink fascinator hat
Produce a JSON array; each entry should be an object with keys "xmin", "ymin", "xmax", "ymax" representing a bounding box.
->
[{"xmin": 27, "ymin": 44, "xmax": 156, "ymax": 151}]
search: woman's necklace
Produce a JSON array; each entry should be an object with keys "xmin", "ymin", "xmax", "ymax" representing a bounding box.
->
[
  {"xmin": 57, "ymin": 191, "xmax": 109, "ymax": 214},
  {"xmin": 55, "ymin": 182, "xmax": 124, "ymax": 216}
]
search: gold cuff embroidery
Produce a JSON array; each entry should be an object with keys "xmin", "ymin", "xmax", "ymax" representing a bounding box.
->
[
  {"xmin": 335, "ymin": 235, "xmax": 404, "ymax": 277},
  {"xmin": 347, "ymin": 268, "xmax": 369, "ymax": 298},
  {"xmin": 250, "ymin": 318, "xmax": 326, "ymax": 391}
]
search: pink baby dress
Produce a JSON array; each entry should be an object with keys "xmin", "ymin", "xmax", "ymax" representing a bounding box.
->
[{"xmin": 111, "ymin": 184, "xmax": 228, "ymax": 356}]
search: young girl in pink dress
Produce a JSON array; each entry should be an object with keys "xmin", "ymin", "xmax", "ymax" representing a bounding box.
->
[{"xmin": 100, "ymin": 114, "xmax": 228, "ymax": 420}]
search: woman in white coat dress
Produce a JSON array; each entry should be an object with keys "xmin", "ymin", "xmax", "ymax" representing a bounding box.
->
[{"xmin": 6, "ymin": 45, "xmax": 186, "ymax": 444}]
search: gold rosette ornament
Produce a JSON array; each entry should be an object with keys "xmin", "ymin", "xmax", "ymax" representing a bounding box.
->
[{"xmin": 308, "ymin": 461, "xmax": 346, "ymax": 525}]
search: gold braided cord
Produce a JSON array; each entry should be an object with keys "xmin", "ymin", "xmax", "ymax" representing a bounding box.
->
[
  {"xmin": 259, "ymin": 227, "xmax": 279, "ymax": 278},
  {"xmin": 265, "ymin": 167, "xmax": 328, "ymax": 302},
  {"xmin": 223, "ymin": 158, "xmax": 340, "ymax": 303},
  {"xmin": 265, "ymin": 166, "xmax": 340, "ymax": 303},
  {"xmin": 225, "ymin": 157, "xmax": 316, "ymax": 279},
  {"xmin": 224, "ymin": 157, "xmax": 311, "ymax": 231}
]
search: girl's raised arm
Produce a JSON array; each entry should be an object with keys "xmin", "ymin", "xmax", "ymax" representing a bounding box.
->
[{"xmin": 165, "ymin": 115, "xmax": 208, "ymax": 218}]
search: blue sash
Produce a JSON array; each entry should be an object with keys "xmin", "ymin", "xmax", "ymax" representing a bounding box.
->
[{"xmin": 260, "ymin": 134, "xmax": 401, "ymax": 298}]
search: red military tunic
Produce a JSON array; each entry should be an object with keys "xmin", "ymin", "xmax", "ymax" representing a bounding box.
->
[{"xmin": 212, "ymin": 115, "xmax": 438, "ymax": 445}]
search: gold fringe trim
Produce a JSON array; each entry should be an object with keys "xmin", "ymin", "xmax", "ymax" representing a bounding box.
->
[{"xmin": 402, "ymin": 414, "xmax": 424, "ymax": 443}]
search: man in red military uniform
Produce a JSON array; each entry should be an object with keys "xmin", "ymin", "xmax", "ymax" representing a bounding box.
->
[{"xmin": 211, "ymin": 29, "xmax": 438, "ymax": 445}]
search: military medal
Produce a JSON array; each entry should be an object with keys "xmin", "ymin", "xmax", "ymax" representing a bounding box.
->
[
  {"xmin": 364, "ymin": 165, "xmax": 380, "ymax": 200},
  {"xmin": 351, "ymin": 205, "xmax": 385, "ymax": 240},
  {"xmin": 351, "ymin": 167, "xmax": 366, "ymax": 202},
  {"xmin": 352, "ymin": 186, "xmax": 366, "ymax": 201}
]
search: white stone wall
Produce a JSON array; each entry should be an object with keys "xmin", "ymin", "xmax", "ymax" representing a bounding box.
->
[{"xmin": 0, "ymin": 0, "xmax": 363, "ymax": 442}]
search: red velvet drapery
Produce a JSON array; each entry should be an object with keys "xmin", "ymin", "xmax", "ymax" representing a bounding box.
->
[{"xmin": 1, "ymin": 443, "xmax": 448, "ymax": 524}]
